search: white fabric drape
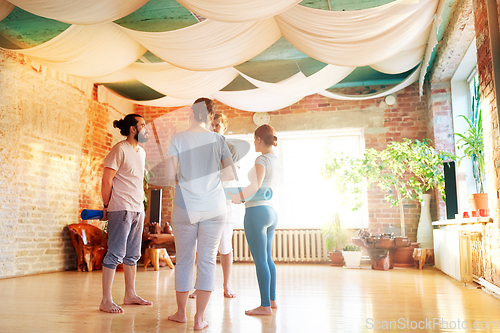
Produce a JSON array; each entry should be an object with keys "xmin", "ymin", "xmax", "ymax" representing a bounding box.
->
[
  {"xmin": 176, "ymin": 0, "xmax": 300, "ymax": 22},
  {"xmin": 134, "ymin": 96, "xmax": 196, "ymax": 108},
  {"xmin": 5, "ymin": 0, "xmax": 148, "ymax": 24},
  {"xmin": 237, "ymin": 65, "xmax": 354, "ymax": 96},
  {"xmin": 97, "ymin": 85, "xmax": 135, "ymax": 114},
  {"xmin": 211, "ymin": 73, "xmax": 307, "ymax": 111},
  {"xmin": 90, "ymin": 70, "xmax": 134, "ymax": 84},
  {"xmin": 275, "ymin": 0, "xmax": 438, "ymax": 67},
  {"xmin": 118, "ymin": 18, "xmax": 281, "ymax": 71},
  {"xmin": 319, "ymin": 64, "xmax": 421, "ymax": 101},
  {"xmin": 11, "ymin": 23, "xmax": 146, "ymax": 78},
  {"xmin": 1, "ymin": 0, "xmax": 445, "ymax": 110},
  {"xmin": 212, "ymin": 89, "xmax": 306, "ymax": 112},
  {"xmin": 370, "ymin": 24, "xmax": 431, "ymax": 74},
  {"xmin": 0, "ymin": 0, "xmax": 14, "ymax": 21},
  {"xmin": 124, "ymin": 62, "xmax": 238, "ymax": 99}
]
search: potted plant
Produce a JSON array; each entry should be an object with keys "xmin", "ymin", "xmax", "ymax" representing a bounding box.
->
[
  {"xmin": 322, "ymin": 212, "xmax": 348, "ymax": 266},
  {"xmin": 342, "ymin": 244, "xmax": 362, "ymax": 268},
  {"xmin": 455, "ymin": 78, "xmax": 487, "ymax": 211},
  {"xmin": 322, "ymin": 139, "xmax": 454, "ymax": 249},
  {"xmin": 382, "ymin": 139, "xmax": 454, "ymax": 249}
]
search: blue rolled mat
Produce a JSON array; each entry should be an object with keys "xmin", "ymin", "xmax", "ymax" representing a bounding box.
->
[
  {"xmin": 81, "ymin": 209, "xmax": 104, "ymax": 220},
  {"xmin": 224, "ymin": 187, "xmax": 273, "ymax": 201}
]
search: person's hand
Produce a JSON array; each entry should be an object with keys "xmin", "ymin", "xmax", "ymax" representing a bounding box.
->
[
  {"xmin": 229, "ymin": 192, "xmax": 243, "ymax": 204},
  {"xmin": 101, "ymin": 207, "xmax": 109, "ymax": 221}
]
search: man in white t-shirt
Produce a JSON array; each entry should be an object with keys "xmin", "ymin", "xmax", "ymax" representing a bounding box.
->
[{"xmin": 99, "ymin": 114, "xmax": 152, "ymax": 314}]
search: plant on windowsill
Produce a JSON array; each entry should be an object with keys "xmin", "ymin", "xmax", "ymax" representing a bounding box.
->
[
  {"xmin": 322, "ymin": 212, "xmax": 348, "ymax": 266},
  {"xmin": 455, "ymin": 78, "xmax": 487, "ymax": 211}
]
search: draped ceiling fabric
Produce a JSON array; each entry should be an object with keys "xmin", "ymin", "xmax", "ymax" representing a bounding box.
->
[
  {"xmin": 6, "ymin": 0, "xmax": 148, "ymax": 24},
  {"xmin": 0, "ymin": 0, "xmax": 445, "ymax": 112},
  {"xmin": 0, "ymin": 0, "xmax": 14, "ymax": 21}
]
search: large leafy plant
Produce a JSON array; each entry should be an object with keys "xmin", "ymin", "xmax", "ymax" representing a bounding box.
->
[
  {"xmin": 455, "ymin": 77, "xmax": 485, "ymax": 193},
  {"xmin": 322, "ymin": 139, "xmax": 454, "ymax": 237}
]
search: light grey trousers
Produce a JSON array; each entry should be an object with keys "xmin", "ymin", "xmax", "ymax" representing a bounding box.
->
[
  {"xmin": 102, "ymin": 211, "xmax": 144, "ymax": 269},
  {"xmin": 171, "ymin": 204, "xmax": 226, "ymax": 292}
]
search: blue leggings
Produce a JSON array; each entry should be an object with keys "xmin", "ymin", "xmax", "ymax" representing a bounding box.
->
[{"xmin": 244, "ymin": 205, "xmax": 278, "ymax": 307}]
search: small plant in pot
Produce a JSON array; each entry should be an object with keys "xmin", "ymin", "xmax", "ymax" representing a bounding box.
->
[
  {"xmin": 342, "ymin": 244, "xmax": 362, "ymax": 268},
  {"xmin": 322, "ymin": 212, "xmax": 348, "ymax": 266}
]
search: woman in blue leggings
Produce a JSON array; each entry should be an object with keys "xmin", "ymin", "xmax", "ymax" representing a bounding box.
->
[{"xmin": 230, "ymin": 124, "xmax": 280, "ymax": 316}]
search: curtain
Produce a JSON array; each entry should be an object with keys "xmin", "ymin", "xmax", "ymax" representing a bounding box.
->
[
  {"xmin": 118, "ymin": 18, "xmax": 281, "ymax": 71},
  {"xmin": 237, "ymin": 65, "xmax": 354, "ymax": 96},
  {"xmin": 1, "ymin": 0, "xmax": 444, "ymax": 109},
  {"xmin": 319, "ymin": 64, "xmax": 421, "ymax": 100},
  {"xmin": 275, "ymin": 0, "xmax": 438, "ymax": 66},
  {"xmin": 11, "ymin": 23, "xmax": 145, "ymax": 77},
  {"xmin": 176, "ymin": 0, "xmax": 300, "ymax": 22},
  {"xmin": 0, "ymin": 0, "xmax": 13, "ymax": 21},
  {"xmin": 124, "ymin": 62, "xmax": 238, "ymax": 99},
  {"xmin": 5, "ymin": 0, "xmax": 148, "ymax": 24}
]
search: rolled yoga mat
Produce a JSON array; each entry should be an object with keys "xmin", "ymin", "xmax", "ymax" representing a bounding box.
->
[
  {"xmin": 80, "ymin": 209, "xmax": 104, "ymax": 220},
  {"xmin": 224, "ymin": 187, "xmax": 273, "ymax": 201}
]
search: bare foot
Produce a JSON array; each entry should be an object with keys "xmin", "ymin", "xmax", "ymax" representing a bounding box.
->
[
  {"xmin": 99, "ymin": 300, "xmax": 124, "ymax": 313},
  {"xmin": 223, "ymin": 286, "xmax": 236, "ymax": 298},
  {"xmin": 123, "ymin": 294, "xmax": 153, "ymax": 306},
  {"xmin": 271, "ymin": 300, "xmax": 278, "ymax": 309},
  {"xmin": 194, "ymin": 318, "xmax": 209, "ymax": 330},
  {"xmin": 245, "ymin": 306, "xmax": 272, "ymax": 316},
  {"xmin": 189, "ymin": 290, "xmax": 197, "ymax": 299},
  {"xmin": 168, "ymin": 312, "xmax": 187, "ymax": 323}
]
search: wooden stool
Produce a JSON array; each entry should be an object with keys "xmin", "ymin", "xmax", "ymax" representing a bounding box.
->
[
  {"xmin": 144, "ymin": 248, "xmax": 174, "ymax": 270},
  {"xmin": 413, "ymin": 248, "xmax": 434, "ymax": 270}
]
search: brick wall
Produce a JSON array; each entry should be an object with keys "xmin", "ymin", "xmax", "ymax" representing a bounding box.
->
[
  {"xmin": 0, "ymin": 49, "xmax": 121, "ymax": 279},
  {"xmin": 472, "ymin": 0, "xmax": 500, "ymax": 287},
  {"xmin": 135, "ymin": 83, "xmax": 430, "ymax": 242}
]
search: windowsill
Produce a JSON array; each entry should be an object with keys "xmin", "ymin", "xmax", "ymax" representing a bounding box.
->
[{"xmin": 432, "ymin": 217, "xmax": 494, "ymax": 226}]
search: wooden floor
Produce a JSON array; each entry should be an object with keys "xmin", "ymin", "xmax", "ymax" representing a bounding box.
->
[{"xmin": 1, "ymin": 263, "xmax": 500, "ymax": 333}]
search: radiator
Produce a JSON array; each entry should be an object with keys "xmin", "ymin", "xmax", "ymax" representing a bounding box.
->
[
  {"xmin": 232, "ymin": 229, "xmax": 329, "ymax": 263},
  {"xmin": 433, "ymin": 229, "xmax": 473, "ymax": 283}
]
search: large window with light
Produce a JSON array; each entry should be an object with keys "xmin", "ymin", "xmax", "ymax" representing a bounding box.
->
[{"xmin": 226, "ymin": 129, "xmax": 368, "ymax": 229}]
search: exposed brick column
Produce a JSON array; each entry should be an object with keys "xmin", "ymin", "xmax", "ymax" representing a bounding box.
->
[
  {"xmin": 423, "ymin": 0, "xmax": 475, "ymax": 222},
  {"xmin": 424, "ymin": 81, "xmax": 455, "ymax": 221},
  {"xmin": 472, "ymin": 0, "xmax": 500, "ymax": 288},
  {"xmin": 473, "ymin": 0, "xmax": 500, "ymax": 214}
]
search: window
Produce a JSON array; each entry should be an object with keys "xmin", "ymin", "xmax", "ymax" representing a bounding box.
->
[{"xmin": 226, "ymin": 129, "xmax": 368, "ymax": 229}]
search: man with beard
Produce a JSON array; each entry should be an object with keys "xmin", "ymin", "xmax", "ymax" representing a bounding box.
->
[{"xmin": 99, "ymin": 114, "xmax": 153, "ymax": 313}]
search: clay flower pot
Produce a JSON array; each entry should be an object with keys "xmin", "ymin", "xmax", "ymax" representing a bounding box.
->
[
  {"xmin": 468, "ymin": 193, "xmax": 488, "ymax": 211},
  {"xmin": 329, "ymin": 251, "xmax": 345, "ymax": 267},
  {"xmin": 393, "ymin": 243, "xmax": 420, "ymax": 268}
]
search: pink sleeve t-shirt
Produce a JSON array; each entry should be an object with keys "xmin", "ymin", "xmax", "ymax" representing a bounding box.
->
[{"xmin": 104, "ymin": 140, "xmax": 146, "ymax": 212}]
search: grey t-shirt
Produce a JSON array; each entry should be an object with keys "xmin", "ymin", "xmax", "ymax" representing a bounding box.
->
[
  {"xmin": 104, "ymin": 140, "xmax": 145, "ymax": 212},
  {"xmin": 167, "ymin": 131, "xmax": 232, "ymax": 211},
  {"xmin": 245, "ymin": 153, "xmax": 280, "ymax": 208}
]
